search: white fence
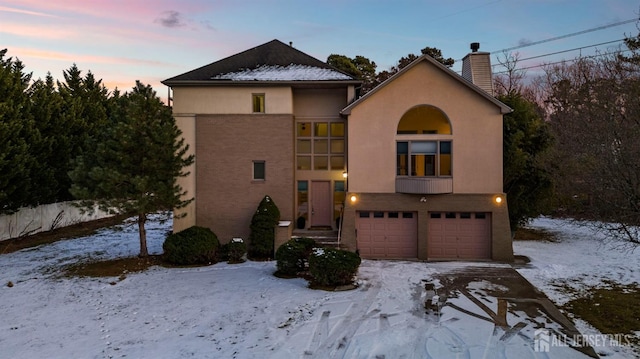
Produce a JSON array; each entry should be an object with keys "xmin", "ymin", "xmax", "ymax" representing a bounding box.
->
[{"xmin": 0, "ymin": 202, "xmax": 112, "ymax": 241}]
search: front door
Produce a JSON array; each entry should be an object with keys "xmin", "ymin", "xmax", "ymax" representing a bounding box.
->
[{"xmin": 311, "ymin": 181, "xmax": 332, "ymax": 227}]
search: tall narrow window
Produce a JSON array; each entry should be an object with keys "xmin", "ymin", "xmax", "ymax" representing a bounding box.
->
[
  {"xmin": 252, "ymin": 93, "xmax": 265, "ymax": 113},
  {"xmin": 253, "ymin": 161, "xmax": 265, "ymax": 180}
]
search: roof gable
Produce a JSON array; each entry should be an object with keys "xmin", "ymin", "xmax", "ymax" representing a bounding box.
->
[
  {"xmin": 341, "ymin": 55, "xmax": 511, "ymax": 115},
  {"xmin": 163, "ymin": 39, "xmax": 357, "ymax": 84}
]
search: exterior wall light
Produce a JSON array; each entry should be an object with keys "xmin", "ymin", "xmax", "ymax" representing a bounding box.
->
[
  {"xmin": 350, "ymin": 194, "xmax": 357, "ymax": 203},
  {"xmin": 342, "ymin": 171, "xmax": 348, "ymax": 179},
  {"xmin": 494, "ymin": 195, "xmax": 503, "ymax": 204}
]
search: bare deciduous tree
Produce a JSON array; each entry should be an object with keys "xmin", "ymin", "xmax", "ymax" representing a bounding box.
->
[{"xmin": 543, "ymin": 52, "xmax": 640, "ymax": 246}]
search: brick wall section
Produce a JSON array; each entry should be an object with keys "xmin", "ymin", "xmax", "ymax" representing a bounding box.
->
[
  {"xmin": 195, "ymin": 114, "xmax": 294, "ymax": 245},
  {"xmin": 341, "ymin": 192, "xmax": 513, "ymax": 262}
]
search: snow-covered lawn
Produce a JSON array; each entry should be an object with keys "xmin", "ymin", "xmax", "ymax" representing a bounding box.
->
[{"xmin": 0, "ymin": 216, "xmax": 637, "ymax": 358}]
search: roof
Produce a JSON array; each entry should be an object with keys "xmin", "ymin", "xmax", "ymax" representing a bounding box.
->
[
  {"xmin": 341, "ymin": 54, "xmax": 512, "ymax": 115},
  {"xmin": 162, "ymin": 39, "xmax": 359, "ymax": 86}
]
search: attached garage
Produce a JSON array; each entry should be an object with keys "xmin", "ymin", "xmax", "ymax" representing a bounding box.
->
[
  {"xmin": 356, "ymin": 211, "xmax": 418, "ymax": 259},
  {"xmin": 428, "ymin": 212, "xmax": 491, "ymax": 260}
]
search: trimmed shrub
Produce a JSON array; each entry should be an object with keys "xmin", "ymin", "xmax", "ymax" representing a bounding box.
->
[
  {"xmin": 275, "ymin": 237, "xmax": 316, "ymax": 276},
  {"xmin": 163, "ymin": 226, "xmax": 219, "ymax": 265},
  {"xmin": 248, "ymin": 195, "xmax": 280, "ymax": 260},
  {"xmin": 309, "ymin": 248, "xmax": 361, "ymax": 286},
  {"xmin": 226, "ymin": 238, "xmax": 247, "ymax": 263}
]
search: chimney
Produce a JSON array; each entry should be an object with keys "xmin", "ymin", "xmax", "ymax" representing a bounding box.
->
[{"xmin": 462, "ymin": 42, "xmax": 494, "ymax": 96}]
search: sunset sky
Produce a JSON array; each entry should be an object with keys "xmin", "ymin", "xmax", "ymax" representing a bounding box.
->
[{"xmin": 1, "ymin": 0, "xmax": 639, "ymax": 101}]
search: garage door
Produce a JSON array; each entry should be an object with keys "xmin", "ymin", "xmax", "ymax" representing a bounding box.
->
[
  {"xmin": 428, "ymin": 212, "xmax": 491, "ymax": 260},
  {"xmin": 356, "ymin": 211, "xmax": 417, "ymax": 259}
]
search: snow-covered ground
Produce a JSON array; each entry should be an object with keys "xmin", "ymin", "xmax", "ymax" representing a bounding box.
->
[{"xmin": 0, "ymin": 216, "xmax": 637, "ymax": 358}]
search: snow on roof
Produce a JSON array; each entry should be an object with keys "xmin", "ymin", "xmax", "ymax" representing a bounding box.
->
[{"xmin": 211, "ymin": 64, "xmax": 352, "ymax": 81}]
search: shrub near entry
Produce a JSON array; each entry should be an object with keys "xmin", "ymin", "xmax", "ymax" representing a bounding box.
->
[
  {"xmin": 275, "ymin": 237, "xmax": 316, "ymax": 276},
  {"xmin": 163, "ymin": 226, "xmax": 219, "ymax": 265},
  {"xmin": 309, "ymin": 248, "xmax": 361, "ymax": 286},
  {"xmin": 248, "ymin": 195, "xmax": 281, "ymax": 260},
  {"xmin": 226, "ymin": 238, "xmax": 247, "ymax": 264}
]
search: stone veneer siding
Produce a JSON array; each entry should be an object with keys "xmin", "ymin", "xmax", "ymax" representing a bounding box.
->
[
  {"xmin": 340, "ymin": 192, "xmax": 513, "ymax": 262},
  {"xmin": 195, "ymin": 114, "xmax": 294, "ymax": 246}
]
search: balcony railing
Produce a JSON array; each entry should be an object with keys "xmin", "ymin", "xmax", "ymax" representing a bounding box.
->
[{"xmin": 395, "ymin": 177, "xmax": 453, "ymax": 194}]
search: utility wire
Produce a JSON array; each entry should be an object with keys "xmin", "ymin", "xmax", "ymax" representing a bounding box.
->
[
  {"xmin": 490, "ymin": 18, "xmax": 638, "ymax": 54},
  {"xmin": 492, "ymin": 39, "xmax": 626, "ymax": 67},
  {"xmin": 493, "ymin": 49, "xmax": 633, "ymax": 74}
]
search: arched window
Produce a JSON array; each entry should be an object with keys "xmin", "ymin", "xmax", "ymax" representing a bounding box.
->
[
  {"xmin": 396, "ymin": 105, "xmax": 452, "ymax": 177},
  {"xmin": 397, "ymin": 105, "xmax": 451, "ymax": 135}
]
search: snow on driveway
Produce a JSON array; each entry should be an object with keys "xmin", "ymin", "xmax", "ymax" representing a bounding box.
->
[{"xmin": 0, "ymin": 216, "xmax": 637, "ymax": 358}]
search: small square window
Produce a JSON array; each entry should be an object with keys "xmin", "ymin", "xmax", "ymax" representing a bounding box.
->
[
  {"xmin": 253, "ymin": 161, "xmax": 265, "ymax": 180},
  {"xmin": 373, "ymin": 212, "xmax": 384, "ymax": 218},
  {"xmin": 359, "ymin": 212, "xmax": 370, "ymax": 218},
  {"xmin": 252, "ymin": 94, "xmax": 265, "ymax": 113},
  {"xmin": 402, "ymin": 212, "xmax": 414, "ymax": 219},
  {"xmin": 388, "ymin": 212, "xmax": 399, "ymax": 218}
]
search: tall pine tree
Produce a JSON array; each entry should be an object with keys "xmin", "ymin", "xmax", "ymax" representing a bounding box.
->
[{"xmin": 70, "ymin": 81, "xmax": 193, "ymax": 257}]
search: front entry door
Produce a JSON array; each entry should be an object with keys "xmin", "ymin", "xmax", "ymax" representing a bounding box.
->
[{"xmin": 311, "ymin": 181, "xmax": 332, "ymax": 227}]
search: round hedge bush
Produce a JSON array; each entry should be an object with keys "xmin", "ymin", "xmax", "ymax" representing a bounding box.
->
[
  {"xmin": 163, "ymin": 226, "xmax": 219, "ymax": 265},
  {"xmin": 275, "ymin": 237, "xmax": 316, "ymax": 276},
  {"xmin": 308, "ymin": 248, "xmax": 361, "ymax": 286}
]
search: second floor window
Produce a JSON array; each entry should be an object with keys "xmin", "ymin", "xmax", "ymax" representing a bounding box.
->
[
  {"xmin": 296, "ymin": 121, "xmax": 345, "ymax": 171},
  {"xmin": 252, "ymin": 94, "xmax": 265, "ymax": 113},
  {"xmin": 397, "ymin": 140, "xmax": 452, "ymax": 177}
]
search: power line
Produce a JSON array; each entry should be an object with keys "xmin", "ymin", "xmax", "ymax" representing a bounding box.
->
[
  {"xmin": 492, "ymin": 39, "xmax": 626, "ymax": 67},
  {"xmin": 493, "ymin": 49, "xmax": 633, "ymax": 74},
  {"xmin": 490, "ymin": 18, "xmax": 638, "ymax": 54}
]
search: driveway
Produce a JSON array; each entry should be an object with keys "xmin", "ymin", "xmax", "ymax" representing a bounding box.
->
[{"xmin": 272, "ymin": 261, "xmax": 598, "ymax": 359}]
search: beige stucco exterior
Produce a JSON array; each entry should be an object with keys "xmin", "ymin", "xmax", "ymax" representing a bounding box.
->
[
  {"xmin": 172, "ymin": 86, "xmax": 293, "ymax": 114},
  {"xmin": 340, "ymin": 57, "xmax": 513, "ymax": 262},
  {"xmin": 346, "ymin": 61, "xmax": 504, "ymax": 194}
]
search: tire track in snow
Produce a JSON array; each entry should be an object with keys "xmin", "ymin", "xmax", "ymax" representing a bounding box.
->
[{"xmin": 304, "ymin": 282, "xmax": 381, "ymax": 358}]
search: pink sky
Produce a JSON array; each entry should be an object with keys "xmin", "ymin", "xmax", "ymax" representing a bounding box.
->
[{"xmin": 1, "ymin": 1, "xmax": 638, "ymax": 103}]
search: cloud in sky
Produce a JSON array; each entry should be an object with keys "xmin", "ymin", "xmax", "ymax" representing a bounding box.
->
[
  {"xmin": 0, "ymin": 5, "xmax": 58, "ymax": 17},
  {"xmin": 156, "ymin": 10, "xmax": 186, "ymax": 28}
]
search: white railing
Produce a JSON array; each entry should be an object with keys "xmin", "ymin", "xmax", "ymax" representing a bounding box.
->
[{"xmin": 395, "ymin": 177, "xmax": 453, "ymax": 194}]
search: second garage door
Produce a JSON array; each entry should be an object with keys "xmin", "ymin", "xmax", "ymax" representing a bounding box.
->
[
  {"xmin": 428, "ymin": 212, "xmax": 491, "ymax": 260},
  {"xmin": 356, "ymin": 211, "xmax": 417, "ymax": 259}
]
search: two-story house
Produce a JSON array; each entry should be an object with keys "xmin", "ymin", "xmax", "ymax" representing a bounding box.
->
[{"xmin": 163, "ymin": 39, "xmax": 513, "ymax": 262}]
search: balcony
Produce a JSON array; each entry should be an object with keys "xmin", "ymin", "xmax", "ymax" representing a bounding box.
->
[{"xmin": 395, "ymin": 177, "xmax": 453, "ymax": 194}]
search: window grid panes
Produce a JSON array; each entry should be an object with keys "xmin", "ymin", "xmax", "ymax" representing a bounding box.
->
[
  {"xmin": 396, "ymin": 140, "xmax": 452, "ymax": 177},
  {"xmin": 296, "ymin": 121, "xmax": 345, "ymax": 171}
]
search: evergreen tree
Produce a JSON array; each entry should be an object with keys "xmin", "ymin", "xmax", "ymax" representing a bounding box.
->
[
  {"xmin": 57, "ymin": 65, "xmax": 110, "ymax": 201},
  {"xmin": 70, "ymin": 81, "xmax": 194, "ymax": 257},
  {"xmin": 27, "ymin": 74, "xmax": 64, "ymax": 204},
  {"xmin": 498, "ymin": 92, "xmax": 553, "ymax": 231},
  {"xmin": 248, "ymin": 195, "xmax": 280, "ymax": 259},
  {"xmin": 0, "ymin": 49, "xmax": 36, "ymax": 213}
]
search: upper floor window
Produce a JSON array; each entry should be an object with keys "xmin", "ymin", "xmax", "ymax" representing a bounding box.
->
[
  {"xmin": 397, "ymin": 141, "xmax": 451, "ymax": 176},
  {"xmin": 396, "ymin": 105, "xmax": 452, "ymax": 177},
  {"xmin": 252, "ymin": 93, "xmax": 265, "ymax": 113},
  {"xmin": 296, "ymin": 121, "xmax": 345, "ymax": 171},
  {"xmin": 397, "ymin": 105, "xmax": 451, "ymax": 134}
]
